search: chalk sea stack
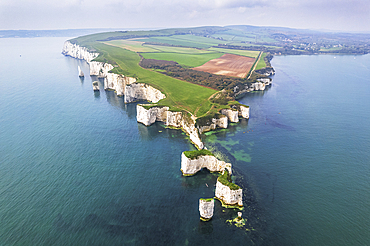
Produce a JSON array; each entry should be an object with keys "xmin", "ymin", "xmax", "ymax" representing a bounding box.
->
[{"xmin": 199, "ymin": 198, "xmax": 214, "ymax": 221}]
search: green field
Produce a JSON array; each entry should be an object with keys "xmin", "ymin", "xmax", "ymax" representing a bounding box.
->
[
  {"xmin": 143, "ymin": 44, "xmax": 214, "ymax": 54},
  {"xmin": 91, "ymin": 43, "xmax": 216, "ymax": 115},
  {"xmin": 103, "ymin": 40, "xmax": 158, "ymax": 52},
  {"xmin": 255, "ymin": 53, "xmax": 267, "ymax": 70},
  {"xmin": 208, "ymin": 47, "xmax": 260, "ymax": 58},
  {"xmin": 140, "ymin": 52, "xmax": 223, "ymax": 67},
  {"xmin": 135, "ymin": 35, "xmax": 225, "ymax": 49},
  {"xmin": 70, "ymin": 26, "xmax": 276, "ymax": 119}
]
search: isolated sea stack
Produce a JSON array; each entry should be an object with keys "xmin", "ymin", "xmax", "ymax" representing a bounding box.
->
[
  {"xmin": 92, "ymin": 81, "xmax": 99, "ymax": 91},
  {"xmin": 199, "ymin": 198, "xmax": 214, "ymax": 221},
  {"xmin": 78, "ymin": 66, "xmax": 84, "ymax": 77}
]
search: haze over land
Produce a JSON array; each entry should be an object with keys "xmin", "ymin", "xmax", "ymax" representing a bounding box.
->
[{"xmin": 0, "ymin": 0, "xmax": 369, "ymax": 32}]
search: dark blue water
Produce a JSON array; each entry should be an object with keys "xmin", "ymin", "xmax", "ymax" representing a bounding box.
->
[{"xmin": 1, "ymin": 38, "xmax": 369, "ymax": 245}]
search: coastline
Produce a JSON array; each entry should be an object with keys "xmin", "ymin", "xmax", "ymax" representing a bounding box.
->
[{"xmin": 62, "ymin": 39, "xmax": 272, "ymax": 225}]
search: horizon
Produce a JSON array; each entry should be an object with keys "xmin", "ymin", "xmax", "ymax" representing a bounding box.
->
[{"xmin": 2, "ymin": 24, "xmax": 370, "ymax": 35}]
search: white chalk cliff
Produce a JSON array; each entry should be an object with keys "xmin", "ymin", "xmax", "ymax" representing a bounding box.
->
[
  {"xmin": 199, "ymin": 199, "xmax": 214, "ymax": 220},
  {"xmin": 221, "ymin": 109, "xmax": 239, "ymax": 123},
  {"xmin": 197, "ymin": 115, "xmax": 228, "ymax": 134},
  {"xmin": 62, "ymin": 41, "xmax": 140, "ymax": 98},
  {"xmin": 215, "ymin": 179, "xmax": 243, "ymax": 207},
  {"xmin": 125, "ymin": 84, "xmax": 165, "ymax": 103},
  {"xmin": 137, "ymin": 105, "xmax": 203, "ymax": 149},
  {"xmin": 181, "ymin": 152, "xmax": 232, "ymax": 176},
  {"xmin": 62, "ymin": 41, "xmax": 99, "ymax": 62},
  {"xmin": 105, "ymin": 73, "xmax": 137, "ymax": 96}
]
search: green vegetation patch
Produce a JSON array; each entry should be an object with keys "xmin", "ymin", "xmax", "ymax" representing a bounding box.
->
[
  {"xmin": 218, "ymin": 169, "xmax": 240, "ymax": 190},
  {"xmin": 183, "ymin": 149, "xmax": 214, "ymax": 159},
  {"xmin": 104, "ymin": 40, "xmax": 158, "ymax": 52},
  {"xmin": 200, "ymin": 198, "xmax": 214, "ymax": 202},
  {"xmin": 208, "ymin": 47, "xmax": 260, "ymax": 58},
  {"xmin": 89, "ymin": 43, "xmax": 215, "ymax": 116},
  {"xmin": 139, "ymin": 103, "xmax": 168, "ymax": 110},
  {"xmin": 195, "ymin": 112, "xmax": 223, "ymax": 127},
  {"xmin": 255, "ymin": 52, "xmax": 267, "ymax": 70},
  {"xmin": 143, "ymin": 45, "xmax": 214, "ymax": 54}
]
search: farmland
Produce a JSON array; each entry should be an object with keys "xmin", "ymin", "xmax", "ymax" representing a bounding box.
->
[
  {"xmin": 192, "ymin": 54, "xmax": 256, "ymax": 78},
  {"xmin": 70, "ymin": 26, "xmax": 278, "ymax": 118}
]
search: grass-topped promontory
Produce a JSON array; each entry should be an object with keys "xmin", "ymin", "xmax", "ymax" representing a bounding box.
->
[
  {"xmin": 89, "ymin": 42, "xmax": 216, "ymax": 116},
  {"xmin": 218, "ymin": 169, "xmax": 240, "ymax": 190},
  {"xmin": 200, "ymin": 198, "xmax": 214, "ymax": 202},
  {"xmin": 183, "ymin": 149, "xmax": 214, "ymax": 159}
]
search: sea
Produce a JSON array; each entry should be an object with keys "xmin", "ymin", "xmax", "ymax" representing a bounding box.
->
[{"xmin": 0, "ymin": 37, "xmax": 369, "ymax": 246}]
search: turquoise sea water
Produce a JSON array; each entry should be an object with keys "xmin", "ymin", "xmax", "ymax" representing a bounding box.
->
[{"xmin": 0, "ymin": 37, "xmax": 369, "ymax": 245}]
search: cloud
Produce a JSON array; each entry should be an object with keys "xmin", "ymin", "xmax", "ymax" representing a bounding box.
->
[{"xmin": 0, "ymin": 0, "xmax": 369, "ymax": 32}]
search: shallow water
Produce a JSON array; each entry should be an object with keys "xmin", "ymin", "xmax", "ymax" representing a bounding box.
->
[{"xmin": 0, "ymin": 38, "xmax": 369, "ymax": 245}]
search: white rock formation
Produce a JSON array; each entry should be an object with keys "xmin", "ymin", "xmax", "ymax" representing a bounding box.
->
[
  {"xmin": 63, "ymin": 41, "xmax": 138, "ymax": 97},
  {"xmin": 105, "ymin": 73, "xmax": 137, "ymax": 96},
  {"xmin": 78, "ymin": 66, "xmax": 84, "ymax": 77},
  {"xmin": 89, "ymin": 61, "xmax": 114, "ymax": 77},
  {"xmin": 252, "ymin": 82, "xmax": 266, "ymax": 91},
  {"xmin": 198, "ymin": 115, "xmax": 228, "ymax": 134},
  {"xmin": 137, "ymin": 105, "xmax": 204, "ymax": 149},
  {"xmin": 199, "ymin": 198, "xmax": 214, "ymax": 220},
  {"xmin": 221, "ymin": 109, "xmax": 239, "ymax": 123},
  {"xmin": 181, "ymin": 152, "xmax": 232, "ymax": 176},
  {"xmin": 238, "ymin": 105, "xmax": 250, "ymax": 119},
  {"xmin": 136, "ymin": 105, "xmax": 169, "ymax": 126},
  {"xmin": 257, "ymin": 78, "xmax": 271, "ymax": 86},
  {"xmin": 62, "ymin": 41, "xmax": 99, "ymax": 62},
  {"xmin": 215, "ymin": 179, "xmax": 243, "ymax": 207},
  {"xmin": 125, "ymin": 83, "xmax": 165, "ymax": 103}
]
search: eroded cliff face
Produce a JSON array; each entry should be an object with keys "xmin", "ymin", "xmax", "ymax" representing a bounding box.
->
[
  {"xmin": 62, "ymin": 41, "xmax": 99, "ymax": 62},
  {"xmin": 137, "ymin": 105, "xmax": 204, "ymax": 149},
  {"xmin": 89, "ymin": 61, "xmax": 114, "ymax": 77},
  {"xmin": 253, "ymin": 82, "xmax": 266, "ymax": 91},
  {"xmin": 199, "ymin": 199, "xmax": 214, "ymax": 220},
  {"xmin": 136, "ymin": 105, "xmax": 169, "ymax": 126},
  {"xmin": 221, "ymin": 109, "xmax": 239, "ymax": 123},
  {"xmin": 238, "ymin": 105, "xmax": 250, "ymax": 119},
  {"xmin": 181, "ymin": 153, "xmax": 232, "ymax": 175},
  {"xmin": 105, "ymin": 73, "xmax": 137, "ymax": 96},
  {"xmin": 63, "ymin": 41, "xmax": 138, "ymax": 97},
  {"xmin": 198, "ymin": 115, "xmax": 228, "ymax": 134},
  {"xmin": 215, "ymin": 180, "xmax": 243, "ymax": 206},
  {"xmin": 125, "ymin": 83, "xmax": 166, "ymax": 103}
]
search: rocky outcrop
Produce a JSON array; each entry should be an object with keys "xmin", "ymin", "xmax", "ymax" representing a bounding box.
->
[
  {"xmin": 89, "ymin": 61, "xmax": 114, "ymax": 77},
  {"xmin": 252, "ymin": 82, "xmax": 266, "ymax": 91},
  {"xmin": 63, "ymin": 41, "xmax": 138, "ymax": 97},
  {"xmin": 238, "ymin": 105, "xmax": 250, "ymax": 119},
  {"xmin": 105, "ymin": 73, "xmax": 137, "ymax": 96},
  {"xmin": 197, "ymin": 115, "xmax": 228, "ymax": 134},
  {"xmin": 78, "ymin": 66, "xmax": 84, "ymax": 77},
  {"xmin": 136, "ymin": 105, "xmax": 169, "ymax": 126},
  {"xmin": 215, "ymin": 179, "xmax": 243, "ymax": 207},
  {"xmin": 257, "ymin": 77, "xmax": 272, "ymax": 86},
  {"xmin": 199, "ymin": 198, "xmax": 214, "ymax": 221},
  {"xmin": 62, "ymin": 41, "xmax": 99, "ymax": 62},
  {"xmin": 181, "ymin": 152, "xmax": 232, "ymax": 176},
  {"xmin": 221, "ymin": 109, "xmax": 239, "ymax": 123},
  {"xmin": 125, "ymin": 83, "xmax": 165, "ymax": 103},
  {"xmin": 137, "ymin": 105, "xmax": 203, "ymax": 149}
]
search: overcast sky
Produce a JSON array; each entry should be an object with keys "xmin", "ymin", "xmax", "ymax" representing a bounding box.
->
[{"xmin": 0, "ymin": 0, "xmax": 369, "ymax": 32}]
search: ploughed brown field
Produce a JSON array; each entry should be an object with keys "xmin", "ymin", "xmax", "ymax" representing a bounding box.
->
[{"xmin": 192, "ymin": 53, "xmax": 255, "ymax": 78}]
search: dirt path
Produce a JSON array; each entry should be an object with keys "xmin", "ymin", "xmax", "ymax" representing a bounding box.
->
[
  {"xmin": 247, "ymin": 51, "xmax": 262, "ymax": 79},
  {"xmin": 193, "ymin": 91, "xmax": 220, "ymax": 118}
]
